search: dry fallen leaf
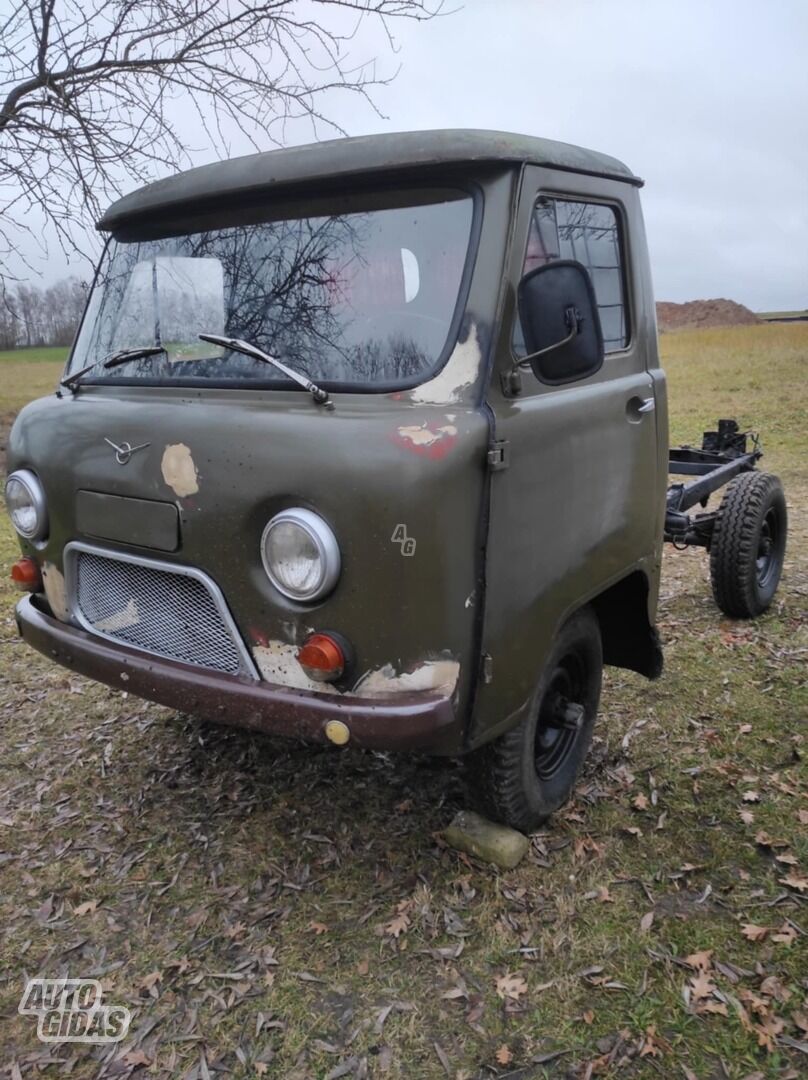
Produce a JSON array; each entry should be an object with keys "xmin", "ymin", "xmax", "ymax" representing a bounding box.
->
[
  {"xmin": 755, "ymin": 830, "xmax": 788, "ymax": 848},
  {"xmin": 73, "ymin": 899, "xmax": 99, "ymax": 916},
  {"xmin": 699, "ymin": 1000, "xmax": 729, "ymax": 1017},
  {"xmin": 775, "ymin": 852, "xmax": 798, "ymax": 866},
  {"xmin": 689, "ymin": 971, "xmax": 716, "ymax": 1000},
  {"xmin": 742, "ymin": 790, "xmax": 761, "ymax": 803},
  {"xmin": 792, "ymin": 1008, "xmax": 808, "ymax": 1034},
  {"xmin": 495, "ymin": 1045, "xmax": 513, "ymax": 1066},
  {"xmin": 759, "ymin": 976, "xmax": 791, "ymax": 1003},
  {"xmin": 771, "ymin": 922, "xmax": 797, "ymax": 946},
  {"xmin": 121, "ymin": 1050, "xmax": 151, "ymax": 1067},
  {"xmin": 780, "ymin": 871, "xmax": 808, "ymax": 892},
  {"xmin": 684, "ymin": 949, "xmax": 713, "ymax": 971},
  {"xmin": 384, "ymin": 912, "xmax": 410, "ymax": 938},
  {"xmin": 739, "ymin": 809, "xmax": 755, "ymax": 825},
  {"xmin": 639, "ymin": 911, "xmax": 654, "ymax": 934},
  {"xmin": 753, "ymin": 1012, "xmax": 785, "ymax": 1053},
  {"xmin": 640, "ymin": 1024, "xmax": 669, "ymax": 1057},
  {"xmin": 742, "ymin": 923, "xmax": 771, "ymax": 942},
  {"xmin": 632, "ymin": 793, "xmax": 649, "ymax": 811},
  {"xmin": 308, "ymin": 921, "xmax": 329, "ymax": 935},
  {"xmin": 494, "ymin": 973, "xmax": 528, "ymax": 1001}
]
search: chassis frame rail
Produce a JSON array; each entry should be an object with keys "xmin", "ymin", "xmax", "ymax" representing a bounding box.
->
[{"xmin": 665, "ymin": 419, "xmax": 762, "ymax": 547}]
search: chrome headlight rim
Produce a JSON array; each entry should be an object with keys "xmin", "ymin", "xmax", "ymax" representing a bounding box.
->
[
  {"xmin": 4, "ymin": 468, "xmax": 49, "ymax": 542},
  {"xmin": 260, "ymin": 507, "xmax": 340, "ymax": 603}
]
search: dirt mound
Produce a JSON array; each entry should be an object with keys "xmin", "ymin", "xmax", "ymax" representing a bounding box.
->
[{"xmin": 656, "ymin": 299, "xmax": 760, "ymax": 332}]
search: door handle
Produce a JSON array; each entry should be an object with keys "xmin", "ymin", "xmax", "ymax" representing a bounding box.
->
[{"xmin": 626, "ymin": 395, "xmax": 656, "ymax": 423}]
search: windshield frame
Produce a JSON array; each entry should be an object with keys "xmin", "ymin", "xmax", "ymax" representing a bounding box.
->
[{"xmin": 66, "ymin": 181, "xmax": 483, "ymax": 395}]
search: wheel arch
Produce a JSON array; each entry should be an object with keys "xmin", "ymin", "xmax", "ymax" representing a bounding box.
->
[{"xmin": 589, "ymin": 569, "xmax": 663, "ymax": 679}]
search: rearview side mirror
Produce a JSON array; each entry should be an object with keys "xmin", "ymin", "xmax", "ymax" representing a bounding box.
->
[{"xmin": 516, "ymin": 260, "xmax": 604, "ymax": 385}]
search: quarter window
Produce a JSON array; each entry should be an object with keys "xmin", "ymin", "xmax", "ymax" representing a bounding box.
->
[{"xmin": 519, "ymin": 197, "xmax": 629, "ymax": 352}]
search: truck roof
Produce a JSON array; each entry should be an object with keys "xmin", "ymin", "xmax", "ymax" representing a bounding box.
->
[{"xmin": 98, "ymin": 129, "xmax": 642, "ymax": 232}]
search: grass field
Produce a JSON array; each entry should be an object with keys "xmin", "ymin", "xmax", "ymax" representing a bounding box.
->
[{"xmin": 0, "ymin": 326, "xmax": 806, "ymax": 1079}]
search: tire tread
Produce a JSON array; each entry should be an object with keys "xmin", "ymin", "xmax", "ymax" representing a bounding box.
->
[
  {"xmin": 467, "ymin": 607, "xmax": 601, "ymax": 832},
  {"xmin": 709, "ymin": 471, "xmax": 785, "ymax": 618}
]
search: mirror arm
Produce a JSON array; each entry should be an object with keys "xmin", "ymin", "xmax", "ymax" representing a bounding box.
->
[{"xmin": 514, "ymin": 305, "xmax": 583, "ymax": 371}]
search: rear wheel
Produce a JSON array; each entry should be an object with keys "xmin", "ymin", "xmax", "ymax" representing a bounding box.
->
[
  {"xmin": 709, "ymin": 471, "xmax": 787, "ymax": 618},
  {"xmin": 467, "ymin": 607, "xmax": 602, "ymax": 833}
]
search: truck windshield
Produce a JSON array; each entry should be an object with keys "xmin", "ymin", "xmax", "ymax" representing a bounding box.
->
[{"xmin": 68, "ymin": 191, "xmax": 474, "ymax": 389}]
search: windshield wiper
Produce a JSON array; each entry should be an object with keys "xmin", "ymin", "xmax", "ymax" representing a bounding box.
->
[
  {"xmin": 60, "ymin": 346, "xmax": 166, "ymax": 395},
  {"xmin": 102, "ymin": 345, "xmax": 166, "ymax": 371},
  {"xmin": 60, "ymin": 362, "xmax": 96, "ymax": 393},
  {"xmin": 199, "ymin": 334, "xmax": 333, "ymax": 409}
]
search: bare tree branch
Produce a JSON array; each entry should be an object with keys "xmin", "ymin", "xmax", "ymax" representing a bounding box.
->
[{"xmin": 0, "ymin": 0, "xmax": 444, "ymax": 280}]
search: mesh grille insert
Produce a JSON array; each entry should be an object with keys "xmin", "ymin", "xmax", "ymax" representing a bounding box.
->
[{"xmin": 72, "ymin": 549, "xmax": 244, "ymax": 674}]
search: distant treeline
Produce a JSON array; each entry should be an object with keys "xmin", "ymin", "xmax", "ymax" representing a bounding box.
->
[{"xmin": 0, "ymin": 277, "xmax": 88, "ymax": 350}]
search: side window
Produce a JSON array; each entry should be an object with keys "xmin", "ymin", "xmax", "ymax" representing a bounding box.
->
[{"xmin": 516, "ymin": 197, "xmax": 629, "ymax": 354}]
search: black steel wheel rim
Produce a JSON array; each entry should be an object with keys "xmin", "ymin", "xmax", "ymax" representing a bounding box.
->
[
  {"xmin": 534, "ymin": 655, "xmax": 585, "ymax": 780},
  {"xmin": 756, "ymin": 507, "xmax": 780, "ymax": 588}
]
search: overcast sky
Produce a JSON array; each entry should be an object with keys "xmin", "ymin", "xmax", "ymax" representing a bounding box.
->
[{"xmin": 10, "ymin": 0, "xmax": 808, "ymax": 311}]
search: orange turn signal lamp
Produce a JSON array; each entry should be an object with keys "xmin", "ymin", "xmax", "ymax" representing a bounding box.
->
[
  {"xmin": 296, "ymin": 632, "xmax": 345, "ymax": 683},
  {"xmin": 11, "ymin": 556, "xmax": 42, "ymax": 593}
]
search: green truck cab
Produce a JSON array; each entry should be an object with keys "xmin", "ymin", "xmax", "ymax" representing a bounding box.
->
[{"xmin": 6, "ymin": 131, "xmax": 786, "ymax": 830}]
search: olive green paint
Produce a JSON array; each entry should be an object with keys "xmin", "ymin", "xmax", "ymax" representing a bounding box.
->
[{"xmin": 8, "ymin": 133, "xmax": 666, "ymax": 754}]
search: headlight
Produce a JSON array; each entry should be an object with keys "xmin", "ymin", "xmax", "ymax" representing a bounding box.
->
[
  {"xmin": 4, "ymin": 469, "xmax": 48, "ymax": 541},
  {"xmin": 261, "ymin": 508, "xmax": 340, "ymax": 602}
]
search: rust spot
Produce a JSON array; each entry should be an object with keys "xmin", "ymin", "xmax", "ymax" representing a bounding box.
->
[
  {"xmin": 409, "ymin": 323, "xmax": 481, "ymax": 404},
  {"xmin": 41, "ymin": 562, "xmax": 69, "ymax": 622},
  {"xmin": 252, "ymin": 640, "xmax": 338, "ymax": 694},
  {"xmin": 161, "ymin": 443, "xmax": 199, "ymax": 498},
  {"xmin": 353, "ymin": 659, "xmax": 460, "ymax": 697},
  {"xmin": 392, "ymin": 422, "xmax": 459, "ymax": 460}
]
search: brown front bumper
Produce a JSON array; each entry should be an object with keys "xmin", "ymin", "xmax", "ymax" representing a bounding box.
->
[{"xmin": 15, "ymin": 596, "xmax": 463, "ymax": 753}]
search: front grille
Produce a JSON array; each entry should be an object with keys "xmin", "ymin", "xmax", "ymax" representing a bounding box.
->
[{"xmin": 68, "ymin": 546, "xmax": 249, "ymax": 675}]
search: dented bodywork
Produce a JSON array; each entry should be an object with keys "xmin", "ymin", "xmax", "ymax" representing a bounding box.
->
[{"xmin": 8, "ymin": 130, "xmax": 666, "ymax": 754}]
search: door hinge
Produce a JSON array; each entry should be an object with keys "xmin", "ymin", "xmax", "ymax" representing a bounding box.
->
[
  {"xmin": 487, "ymin": 439, "xmax": 510, "ymax": 471},
  {"xmin": 481, "ymin": 653, "xmax": 494, "ymax": 683}
]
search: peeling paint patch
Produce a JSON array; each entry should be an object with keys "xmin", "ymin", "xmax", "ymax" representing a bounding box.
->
[
  {"xmin": 41, "ymin": 562, "xmax": 69, "ymax": 622},
  {"xmin": 393, "ymin": 422, "xmax": 459, "ymax": 460},
  {"xmin": 161, "ymin": 443, "xmax": 199, "ymax": 498},
  {"xmin": 95, "ymin": 598, "xmax": 140, "ymax": 633},
  {"xmin": 353, "ymin": 659, "xmax": 460, "ymax": 697},
  {"xmin": 253, "ymin": 641, "xmax": 338, "ymax": 694},
  {"xmin": 409, "ymin": 324, "xmax": 481, "ymax": 405}
]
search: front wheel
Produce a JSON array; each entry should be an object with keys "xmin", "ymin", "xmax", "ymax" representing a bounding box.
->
[
  {"xmin": 467, "ymin": 607, "xmax": 602, "ymax": 833},
  {"xmin": 709, "ymin": 471, "xmax": 787, "ymax": 618}
]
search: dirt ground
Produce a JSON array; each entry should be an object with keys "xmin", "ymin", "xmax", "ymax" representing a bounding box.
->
[{"xmin": 1, "ymin": 325, "xmax": 806, "ymax": 1079}]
